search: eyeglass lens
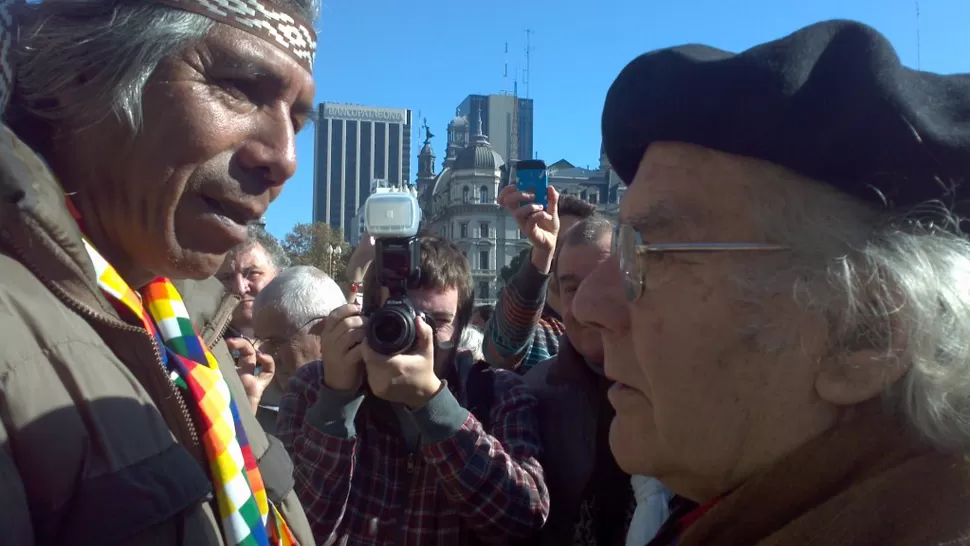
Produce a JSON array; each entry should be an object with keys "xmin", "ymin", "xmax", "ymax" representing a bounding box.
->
[{"xmin": 613, "ymin": 224, "xmax": 643, "ymax": 302}]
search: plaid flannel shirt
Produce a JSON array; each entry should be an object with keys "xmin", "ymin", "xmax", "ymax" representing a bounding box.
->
[
  {"xmin": 277, "ymin": 360, "xmax": 550, "ymax": 546},
  {"xmin": 485, "ymin": 257, "xmax": 566, "ymax": 373}
]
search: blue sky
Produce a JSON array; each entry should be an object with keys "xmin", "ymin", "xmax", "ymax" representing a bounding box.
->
[{"xmin": 264, "ymin": 0, "xmax": 970, "ymax": 239}]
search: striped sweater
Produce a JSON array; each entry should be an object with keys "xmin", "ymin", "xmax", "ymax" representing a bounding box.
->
[{"xmin": 484, "ymin": 256, "xmax": 566, "ymax": 373}]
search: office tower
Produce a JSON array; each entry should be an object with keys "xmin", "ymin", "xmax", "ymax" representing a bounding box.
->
[
  {"xmin": 312, "ymin": 102, "xmax": 412, "ymax": 239},
  {"xmin": 457, "ymin": 94, "xmax": 533, "ymax": 165}
]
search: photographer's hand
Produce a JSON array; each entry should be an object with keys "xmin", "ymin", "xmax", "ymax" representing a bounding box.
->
[
  {"xmin": 319, "ymin": 303, "xmax": 367, "ymax": 393},
  {"xmin": 498, "ymin": 184, "xmax": 561, "ymax": 274},
  {"xmin": 362, "ymin": 315, "xmax": 442, "ymax": 409}
]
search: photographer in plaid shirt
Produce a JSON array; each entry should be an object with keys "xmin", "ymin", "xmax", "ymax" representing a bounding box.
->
[{"xmin": 277, "ymin": 235, "xmax": 550, "ymax": 545}]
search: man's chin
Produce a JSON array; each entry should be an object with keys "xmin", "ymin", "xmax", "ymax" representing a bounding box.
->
[{"xmin": 164, "ymin": 247, "xmax": 230, "ymax": 281}]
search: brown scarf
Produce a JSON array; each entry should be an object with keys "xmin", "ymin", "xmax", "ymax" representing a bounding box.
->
[{"xmin": 676, "ymin": 412, "xmax": 970, "ymax": 546}]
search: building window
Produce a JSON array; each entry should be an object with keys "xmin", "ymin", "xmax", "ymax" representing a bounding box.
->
[
  {"xmin": 478, "ymin": 281, "xmax": 489, "ymax": 300},
  {"xmin": 462, "ymin": 186, "xmax": 470, "ymax": 203},
  {"xmin": 479, "ymin": 250, "xmax": 489, "ymax": 269},
  {"xmin": 480, "ymin": 222, "xmax": 489, "ymax": 238},
  {"xmin": 480, "ymin": 185, "xmax": 488, "ymax": 203},
  {"xmin": 581, "ymin": 190, "xmax": 588, "ymax": 201},
  {"xmin": 460, "ymin": 223, "xmax": 468, "ymax": 238},
  {"xmin": 590, "ymin": 192, "xmax": 598, "ymax": 205}
]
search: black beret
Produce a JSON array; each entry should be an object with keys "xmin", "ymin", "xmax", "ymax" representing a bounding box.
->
[{"xmin": 602, "ymin": 20, "xmax": 970, "ymax": 213}]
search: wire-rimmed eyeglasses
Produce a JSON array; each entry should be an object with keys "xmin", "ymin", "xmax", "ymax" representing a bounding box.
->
[
  {"xmin": 612, "ymin": 224, "xmax": 790, "ymax": 302},
  {"xmin": 232, "ymin": 315, "xmax": 327, "ymax": 361}
]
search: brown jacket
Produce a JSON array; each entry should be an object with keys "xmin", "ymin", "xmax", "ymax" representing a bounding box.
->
[
  {"xmin": 673, "ymin": 411, "xmax": 970, "ymax": 546},
  {"xmin": 0, "ymin": 124, "xmax": 313, "ymax": 545}
]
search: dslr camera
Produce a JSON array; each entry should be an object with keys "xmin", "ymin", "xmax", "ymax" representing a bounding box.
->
[{"xmin": 362, "ymin": 190, "xmax": 429, "ymax": 356}]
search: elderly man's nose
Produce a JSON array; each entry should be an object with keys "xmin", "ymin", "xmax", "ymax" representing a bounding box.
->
[
  {"xmin": 231, "ymin": 275, "xmax": 249, "ymax": 296},
  {"xmin": 573, "ymin": 256, "xmax": 627, "ymax": 332}
]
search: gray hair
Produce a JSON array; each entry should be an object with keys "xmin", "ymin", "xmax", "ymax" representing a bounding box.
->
[
  {"xmin": 459, "ymin": 326, "xmax": 485, "ymax": 362},
  {"xmin": 253, "ymin": 265, "xmax": 345, "ymax": 331},
  {"xmin": 741, "ymin": 172, "xmax": 970, "ymax": 452},
  {"xmin": 8, "ymin": 0, "xmax": 319, "ymax": 134},
  {"xmin": 229, "ymin": 225, "xmax": 290, "ymax": 272}
]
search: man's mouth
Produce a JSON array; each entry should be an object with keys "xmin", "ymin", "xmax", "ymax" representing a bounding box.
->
[{"xmin": 202, "ymin": 195, "xmax": 260, "ymax": 226}]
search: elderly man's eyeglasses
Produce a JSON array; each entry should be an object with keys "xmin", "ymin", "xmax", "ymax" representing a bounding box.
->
[
  {"xmin": 612, "ymin": 224, "xmax": 790, "ymax": 302},
  {"xmin": 232, "ymin": 315, "xmax": 326, "ymax": 362}
]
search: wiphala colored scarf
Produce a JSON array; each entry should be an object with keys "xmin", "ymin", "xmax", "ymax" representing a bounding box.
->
[{"xmin": 81, "ymin": 236, "xmax": 296, "ymax": 546}]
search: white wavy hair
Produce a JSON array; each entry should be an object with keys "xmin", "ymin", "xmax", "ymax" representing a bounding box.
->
[
  {"xmin": 736, "ymin": 166, "xmax": 970, "ymax": 451},
  {"xmin": 253, "ymin": 266, "xmax": 345, "ymax": 332},
  {"xmin": 459, "ymin": 326, "xmax": 485, "ymax": 362}
]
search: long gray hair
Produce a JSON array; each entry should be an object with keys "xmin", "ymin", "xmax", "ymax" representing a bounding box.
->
[{"xmin": 7, "ymin": 0, "xmax": 319, "ymax": 144}]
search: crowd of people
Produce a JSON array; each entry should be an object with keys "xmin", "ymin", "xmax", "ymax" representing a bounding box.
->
[{"xmin": 1, "ymin": 0, "xmax": 970, "ymax": 544}]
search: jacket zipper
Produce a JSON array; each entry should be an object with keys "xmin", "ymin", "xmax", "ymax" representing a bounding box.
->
[
  {"xmin": 205, "ymin": 296, "xmax": 238, "ymax": 351},
  {"xmin": 209, "ymin": 319, "xmax": 233, "ymax": 351},
  {"xmin": 2, "ymin": 234, "xmax": 201, "ymax": 448}
]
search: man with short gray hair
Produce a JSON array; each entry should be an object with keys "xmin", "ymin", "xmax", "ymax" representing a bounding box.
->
[{"xmin": 246, "ymin": 266, "xmax": 345, "ymax": 433}]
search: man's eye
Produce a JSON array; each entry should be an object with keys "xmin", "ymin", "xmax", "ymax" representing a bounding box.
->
[{"xmin": 215, "ymin": 79, "xmax": 256, "ymax": 103}]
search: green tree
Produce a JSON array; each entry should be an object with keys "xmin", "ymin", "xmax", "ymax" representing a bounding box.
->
[
  {"xmin": 500, "ymin": 247, "xmax": 531, "ymax": 285},
  {"xmin": 281, "ymin": 222, "xmax": 352, "ymax": 281}
]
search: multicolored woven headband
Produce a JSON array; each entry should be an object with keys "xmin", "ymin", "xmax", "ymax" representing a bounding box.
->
[{"xmin": 152, "ymin": 0, "xmax": 317, "ymax": 71}]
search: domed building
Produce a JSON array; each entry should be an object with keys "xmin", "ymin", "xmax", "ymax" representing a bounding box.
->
[{"xmin": 418, "ymin": 112, "xmax": 527, "ymax": 305}]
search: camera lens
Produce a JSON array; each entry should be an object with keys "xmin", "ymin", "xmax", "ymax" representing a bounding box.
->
[
  {"xmin": 374, "ymin": 315, "xmax": 405, "ymax": 343},
  {"xmin": 366, "ymin": 305, "xmax": 416, "ymax": 355}
]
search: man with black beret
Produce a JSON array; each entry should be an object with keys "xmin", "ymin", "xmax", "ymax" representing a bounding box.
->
[{"xmin": 573, "ymin": 19, "xmax": 970, "ymax": 546}]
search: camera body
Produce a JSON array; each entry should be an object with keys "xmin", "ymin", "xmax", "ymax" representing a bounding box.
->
[{"xmin": 362, "ymin": 191, "xmax": 427, "ymax": 356}]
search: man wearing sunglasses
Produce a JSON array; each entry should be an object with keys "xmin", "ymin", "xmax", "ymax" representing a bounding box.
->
[{"xmin": 574, "ymin": 20, "xmax": 970, "ymax": 546}]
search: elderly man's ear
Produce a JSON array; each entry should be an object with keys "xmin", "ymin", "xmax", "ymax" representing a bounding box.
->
[{"xmin": 815, "ymin": 317, "xmax": 909, "ymax": 406}]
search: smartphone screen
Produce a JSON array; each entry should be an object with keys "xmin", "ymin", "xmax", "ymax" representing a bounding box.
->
[{"xmin": 516, "ymin": 159, "xmax": 548, "ymax": 208}]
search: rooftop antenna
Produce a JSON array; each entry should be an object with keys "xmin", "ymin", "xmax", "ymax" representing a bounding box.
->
[
  {"xmin": 914, "ymin": 0, "xmax": 921, "ymax": 69},
  {"xmin": 524, "ymin": 28, "xmax": 534, "ymax": 99},
  {"xmin": 503, "ymin": 41, "xmax": 509, "ymax": 94}
]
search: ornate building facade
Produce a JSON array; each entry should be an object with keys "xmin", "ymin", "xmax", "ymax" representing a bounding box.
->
[
  {"xmin": 415, "ymin": 111, "xmax": 624, "ymax": 305},
  {"xmin": 418, "ymin": 112, "xmax": 525, "ymax": 306}
]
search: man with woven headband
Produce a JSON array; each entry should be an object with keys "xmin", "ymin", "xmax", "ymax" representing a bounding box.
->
[
  {"xmin": 0, "ymin": 0, "xmax": 318, "ymax": 543},
  {"xmin": 573, "ymin": 20, "xmax": 970, "ymax": 546}
]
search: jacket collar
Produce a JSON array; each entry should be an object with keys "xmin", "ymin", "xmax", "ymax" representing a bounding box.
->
[
  {"xmin": 678, "ymin": 410, "xmax": 935, "ymax": 545},
  {"xmin": 0, "ymin": 124, "xmax": 116, "ymax": 317},
  {"xmin": 171, "ymin": 277, "xmax": 240, "ymax": 347}
]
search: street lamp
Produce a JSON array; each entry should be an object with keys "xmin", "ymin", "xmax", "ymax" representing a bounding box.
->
[{"xmin": 326, "ymin": 244, "xmax": 342, "ymax": 276}]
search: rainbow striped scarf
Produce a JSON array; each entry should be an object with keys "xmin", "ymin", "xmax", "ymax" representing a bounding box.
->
[{"xmin": 81, "ymin": 238, "xmax": 297, "ymax": 546}]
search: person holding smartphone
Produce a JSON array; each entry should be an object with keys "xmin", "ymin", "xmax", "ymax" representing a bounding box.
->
[{"xmin": 484, "ymin": 179, "xmax": 598, "ymax": 373}]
